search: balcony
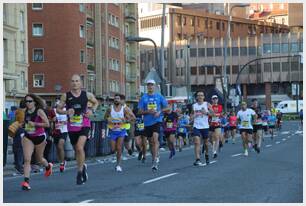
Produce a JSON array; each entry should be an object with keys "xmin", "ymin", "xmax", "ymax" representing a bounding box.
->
[
  {"xmin": 126, "ymin": 54, "xmax": 136, "ymax": 63},
  {"xmin": 126, "ymin": 73, "xmax": 137, "ymax": 82},
  {"xmin": 125, "ymin": 10, "xmax": 136, "ymax": 23}
]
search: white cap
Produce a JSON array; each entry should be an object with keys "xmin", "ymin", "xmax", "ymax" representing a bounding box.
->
[
  {"xmin": 212, "ymin": 95, "xmax": 218, "ymax": 99},
  {"xmin": 146, "ymin": 79, "xmax": 156, "ymax": 85}
]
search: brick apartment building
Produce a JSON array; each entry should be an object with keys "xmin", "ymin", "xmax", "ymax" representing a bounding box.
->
[{"xmin": 27, "ymin": 3, "xmax": 139, "ymax": 105}]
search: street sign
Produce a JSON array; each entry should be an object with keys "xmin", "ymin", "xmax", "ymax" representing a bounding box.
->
[{"xmin": 292, "ymin": 83, "xmax": 300, "ymax": 96}]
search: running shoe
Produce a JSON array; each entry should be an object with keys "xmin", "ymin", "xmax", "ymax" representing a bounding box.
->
[
  {"xmin": 128, "ymin": 149, "xmax": 133, "ymax": 156},
  {"xmin": 138, "ymin": 151, "xmax": 143, "ymax": 160},
  {"xmin": 44, "ymin": 163, "xmax": 53, "ymax": 177},
  {"xmin": 21, "ymin": 181, "xmax": 31, "ymax": 191},
  {"xmin": 193, "ymin": 159, "xmax": 204, "ymax": 166},
  {"xmin": 213, "ymin": 153, "xmax": 218, "ymax": 159},
  {"xmin": 205, "ymin": 155, "xmax": 209, "ymax": 165},
  {"xmin": 76, "ymin": 171, "xmax": 84, "ymax": 185},
  {"xmin": 142, "ymin": 157, "xmax": 146, "ymax": 163},
  {"xmin": 179, "ymin": 147, "xmax": 182, "ymax": 152},
  {"xmin": 219, "ymin": 141, "xmax": 223, "ymax": 148},
  {"xmin": 59, "ymin": 161, "xmax": 66, "ymax": 173},
  {"xmin": 156, "ymin": 156, "xmax": 160, "ymax": 163},
  {"xmin": 244, "ymin": 149, "xmax": 248, "ymax": 156},
  {"xmin": 256, "ymin": 147, "xmax": 260, "ymax": 154},
  {"xmin": 115, "ymin": 165, "xmax": 122, "ymax": 172},
  {"xmin": 151, "ymin": 162, "xmax": 158, "ymax": 171},
  {"xmin": 82, "ymin": 164, "xmax": 88, "ymax": 182},
  {"xmin": 225, "ymin": 139, "xmax": 228, "ymax": 143}
]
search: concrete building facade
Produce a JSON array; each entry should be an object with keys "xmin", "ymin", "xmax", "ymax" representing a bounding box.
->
[{"xmin": 3, "ymin": 3, "xmax": 29, "ymax": 111}]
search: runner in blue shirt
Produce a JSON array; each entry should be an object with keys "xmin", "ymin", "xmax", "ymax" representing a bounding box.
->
[
  {"xmin": 268, "ymin": 111, "xmax": 277, "ymax": 140},
  {"xmin": 138, "ymin": 79, "xmax": 168, "ymax": 171},
  {"xmin": 176, "ymin": 108, "xmax": 190, "ymax": 152}
]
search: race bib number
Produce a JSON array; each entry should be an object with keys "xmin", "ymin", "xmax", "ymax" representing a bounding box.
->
[
  {"xmin": 179, "ymin": 128, "xmax": 184, "ymax": 133},
  {"xmin": 242, "ymin": 121, "xmax": 249, "ymax": 127},
  {"xmin": 166, "ymin": 122, "xmax": 173, "ymax": 129},
  {"xmin": 212, "ymin": 116, "xmax": 219, "ymax": 122},
  {"xmin": 25, "ymin": 123, "xmax": 35, "ymax": 134},
  {"xmin": 148, "ymin": 102, "xmax": 157, "ymax": 111},
  {"xmin": 255, "ymin": 119, "xmax": 263, "ymax": 125},
  {"xmin": 137, "ymin": 123, "xmax": 144, "ymax": 131},
  {"xmin": 70, "ymin": 115, "xmax": 83, "ymax": 127}
]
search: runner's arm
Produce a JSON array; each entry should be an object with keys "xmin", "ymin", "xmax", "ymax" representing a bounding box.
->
[
  {"xmin": 124, "ymin": 107, "xmax": 136, "ymax": 122},
  {"xmin": 56, "ymin": 93, "xmax": 68, "ymax": 115},
  {"xmin": 36, "ymin": 109, "xmax": 50, "ymax": 128},
  {"xmin": 87, "ymin": 92, "xmax": 98, "ymax": 112}
]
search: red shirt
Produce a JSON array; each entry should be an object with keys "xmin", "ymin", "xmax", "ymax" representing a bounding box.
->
[
  {"xmin": 229, "ymin": 116, "xmax": 237, "ymax": 127},
  {"xmin": 210, "ymin": 104, "xmax": 223, "ymax": 127}
]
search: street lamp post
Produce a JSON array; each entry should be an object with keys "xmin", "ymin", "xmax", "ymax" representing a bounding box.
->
[
  {"xmin": 126, "ymin": 36, "xmax": 166, "ymax": 95},
  {"xmin": 223, "ymin": 3, "xmax": 250, "ymax": 112}
]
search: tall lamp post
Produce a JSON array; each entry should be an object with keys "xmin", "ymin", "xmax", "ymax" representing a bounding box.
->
[
  {"xmin": 223, "ymin": 3, "xmax": 250, "ymax": 112},
  {"xmin": 126, "ymin": 36, "xmax": 166, "ymax": 95}
]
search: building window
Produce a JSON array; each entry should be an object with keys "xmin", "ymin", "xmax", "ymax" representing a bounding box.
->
[
  {"xmin": 21, "ymin": 71, "xmax": 26, "ymax": 89},
  {"xmin": 33, "ymin": 74, "xmax": 44, "ymax": 87},
  {"xmin": 215, "ymin": 66, "xmax": 222, "ymax": 75},
  {"xmin": 80, "ymin": 50, "xmax": 85, "ymax": 63},
  {"xmin": 109, "ymin": 36, "xmax": 120, "ymax": 49},
  {"xmin": 232, "ymin": 65, "xmax": 239, "ymax": 74},
  {"xmin": 33, "ymin": 48, "xmax": 44, "ymax": 62},
  {"xmin": 199, "ymin": 67, "xmax": 205, "ymax": 75},
  {"xmin": 263, "ymin": 44, "xmax": 271, "ymax": 54},
  {"xmin": 273, "ymin": 62, "xmax": 280, "ymax": 72},
  {"xmin": 272, "ymin": 43, "xmax": 280, "ymax": 53},
  {"xmin": 249, "ymin": 65, "xmax": 256, "ymax": 73},
  {"xmin": 32, "ymin": 23, "xmax": 43, "ymax": 36},
  {"xmin": 191, "ymin": 67, "xmax": 197, "ymax": 75},
  {"xmin": 177, "ymin": 15, "xmax": 181, "ymax": 25},
  {"xmin": 207, "ymin": 66, "xmax": 214, "ymax": 75},
  {"xmin": 290, "ymin": 42, "xmax": 299, "ymax": 53},
  {"xmin": 231, "ymin": 23, "xmax": 234, "ymax": 32},
  {"xmin": 226, "ymin": 66, "xmax": 231, "ymax": 75},
  {"xmin": 21, "ymin": 41, "xmax": 25, "ymax": 62},
  {"xmin": 232, "ymin": 47, "xmax": 239, "ymax": 56},
  {"xmin": 240, "ymin": 47, "xmax": 247, "ymax": 56},
  {"xmin": 222, "ymin": 22, "xmax": 225, "ymax": 31},
  {"xmin": 198, "ymin": 48, "xmax": 205, "ymax": 57},
  {"xmin": 264, "ymin": 63, "xmax": 271, "ymax": 72},
  {"xmin": 183, "ymin": 16, "xmax": 187, "ymax": 25},
  {"xmin": 4, "ymin": 38, "xmax": 8, "ymax": 65},
  {"xmin": 205, "ymin": 19, "xmax": 208, "ymax": 29},
  {"xmin": 190, "ymin": 48, "xmax": 197, "ymax": 57},
  {"xmin": 20, "ymin": 11, "xmax": 25, "ymax": 31},
  {"xmin": 248, "ymin": 47, "xmax": 256, "ymax": 55},
  {"xmin": 108, "ymin": 13, "xmax": 119, "ymax": 27},
  {"xmin": 282, "ymin": 62, "xmax": 289, "ymax": 72},
  {"xmin": 216, "ymin": 22, "xmax": 220, "ymax": 30},
  {"xmin": 80, "ymin": 25, "xmax": 85, "ymax": 38},
  {"xmin": 176, "ymin": 67, "xmax": 180, "ymax": 76},
  {"xmin": 3, "ymin": 4, "xmax": 8, "ymax": 23},
  {"xmin": 191, "ymin": 17, "xmax": 195, "ymax": 26},
  {"xmin": 32, "ymin": 3, "xmax": 43, "ymax": 10},
  {"xmin": 79, "ymin": 3, "xmax": 85, "ymax": 12},
  {"xmin": 281, "ymin": 43, "xmax": 289, "ymax": 53},
  {"xmin": 209, "ymin": 21, "xmax": 213, "ymax": 29},
  {"xmin": 207, "ymin": 48, "xmax": 214, "ymax": 57},
  {"xmin": 215, "ymin": 48, "xmax": 222, "ymax": 56}
]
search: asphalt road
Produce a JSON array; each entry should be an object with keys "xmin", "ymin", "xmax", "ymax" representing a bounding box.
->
[{"xmin": 3, "ymin": 121, "xmax": 303, "ymax": 203}]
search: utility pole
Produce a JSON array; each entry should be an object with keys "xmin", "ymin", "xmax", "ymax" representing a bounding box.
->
[{"xmin": 160, "ymin": 3, "xmax": 166, "ymax": 94}]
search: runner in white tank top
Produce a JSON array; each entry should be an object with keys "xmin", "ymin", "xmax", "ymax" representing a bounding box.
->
[
  {"xmin": 104, "ymin": 94, "xmax": 135, "ymax": 172},
  {"xmin": 190, "ymin": 91, "xmax": 213, "ymax": 166}
]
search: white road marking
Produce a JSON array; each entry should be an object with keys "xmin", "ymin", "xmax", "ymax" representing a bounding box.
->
[
  {"xmin": 265, "ymin": 144, "xmax": 272, "ymax": 148},
  {"xmin": 295, "ymin": 131, "xmax": 303, "ymax": 134},
  {"xmin": 276, "ymin": 141, "xmax": 281, "ymax": 144},
  {"xmin": 143, "ymin": 173, "xmax": 178, "ymax": 184},
  {"xmin": 231, "ymin": 153, "xmax": 242, "ymax": 157},
  {"xmin": 80, "ymin": 199, "xmax": 94, "ymax": 203},
  {"xmin": 281, "ymin": 131, "xmax": 290, "ymax": 135},
  {"xmin": 282, "ymin": 138, "xmax": 286, "ymax": 141}
]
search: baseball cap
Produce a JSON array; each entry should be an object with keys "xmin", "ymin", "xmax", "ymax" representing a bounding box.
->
[
  {"xmin": 212, "ymin": 95, "xmax": 218, "ymax": 99},
  {"xmin": 146, "ymin": 79, "xmax": 156, "ymax": 85}
]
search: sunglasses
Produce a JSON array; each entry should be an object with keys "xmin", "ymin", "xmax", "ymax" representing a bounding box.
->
[{"xmin": 25, "ymin": 100, "xmax": 34, "ymax": 103}]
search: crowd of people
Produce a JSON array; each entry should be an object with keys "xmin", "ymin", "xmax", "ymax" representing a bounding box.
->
[{"xmin": 7, "ymin": 74, "xmax": 284, "ymax": 191}]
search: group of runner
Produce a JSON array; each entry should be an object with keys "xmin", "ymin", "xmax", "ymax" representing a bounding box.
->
[{"xmin": 18, "ymin": 75, "xmax": 281, "ymax": 191}]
